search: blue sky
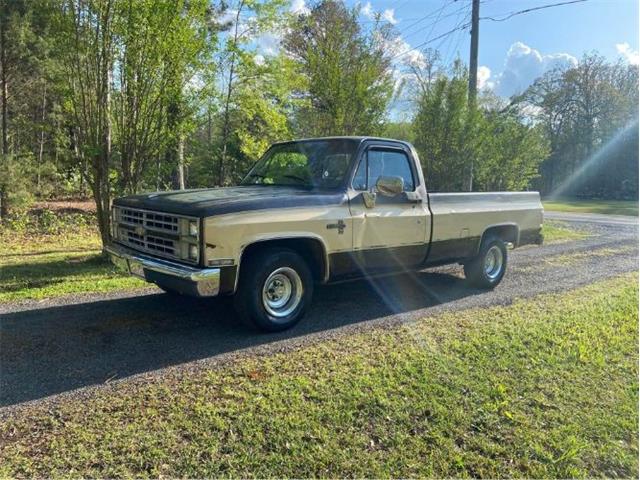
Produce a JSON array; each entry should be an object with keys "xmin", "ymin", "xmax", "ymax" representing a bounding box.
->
[{"xmin": 343, "ymin": 0, "xmax": 639, "ymax": 96}]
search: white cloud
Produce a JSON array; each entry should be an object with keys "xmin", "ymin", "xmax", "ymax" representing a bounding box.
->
[
  {"xmin": 493, "ymin": 42, "xmax": 577, "ymax": 97},
  {"xmin": 254, "ymin": 54, "xmax": 265, "ymax": 66},
  {"xmin": 216, "ymin": 9, "xmax": 238, "ymax": 26},
  {"xmin": 477, "ymin": 65, "xmax": 491, "ymax": 89},
  {"xmin": 385, "ymin": 35, "xmax": 426, "ymax": 69},
  {"xmin": 382, "ymin": 9, "xmax": 398, "ymax": 25},
  {"xmin": 616, "ymin": 42, "xmax": 640, "ymax": 65},
  {"xmin": 290, "ymin": 0, "xmax": 309, "ymax": 15},
  {"xmin": 256, "ymin": 31, "xmax": 283, "ymax": 56},
  {"xmin": 361, "ymin": 1, "xmax": 374, "ymax": 19},
  {"xmin": 361, "ymin": 2, "xmax": 397, "ymax": 24}
]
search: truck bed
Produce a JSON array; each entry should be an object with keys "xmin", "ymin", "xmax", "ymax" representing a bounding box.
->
[{"xmin": 429, "ymin": 191, "xmax": 544, "ymax": 246}]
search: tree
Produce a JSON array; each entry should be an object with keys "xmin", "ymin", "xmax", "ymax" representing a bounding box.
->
[
  {"xmin": 113, "ymin": 0, "xmax": 214, "ymax": 194},
  {"xmin": 57, "ymin": 0, "xmax": 116, "ymax": 247},
  {"xmin": 212, "ymin": 0, "xmax": 288, "ymax": 186},
  {"xmin": 473, "ymin": 108, "xmax": 549, "ymax": 191},
  {"xmin": 283, "ymin": 0, "xmax": 394, "ymax": 137},
  {"xmin": 412, "ymin": 62, "xmax": 483, "ymax": 191},
  {"xmin": 524, "ymin": 54, "xmax": 639, "ymax": 198},
  {"xmin": 0, "ymin": 0, "xmax": 57, "ymax": 217},
  {"xmin": 412, "ymin": 61, "xmax": 547, "ymax": 192}
]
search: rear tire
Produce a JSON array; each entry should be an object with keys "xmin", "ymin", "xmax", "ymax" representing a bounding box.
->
[
  {"xmin": 464, "ymin": 237, "xmax": 507, "ymax": 289},
  {"xmin": 234, "ymin": 248, "xmax": 313, "ymax": 332}
]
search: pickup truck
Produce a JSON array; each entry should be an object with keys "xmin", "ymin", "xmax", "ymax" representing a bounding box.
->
[{"xmin": 107, "ymin": 137, "xmax": 543, "ymax": 331}]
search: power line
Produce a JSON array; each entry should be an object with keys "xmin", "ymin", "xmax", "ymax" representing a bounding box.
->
[
  {"xmin": 481, "ymin": 0, "xmax": 588, "ymax": 22},
  {"xmin": 395, "ymin": 0, "xmax": 456, "ymax": 37},
  {"xmin": 390, "ymin": 21, "xmax": 471, "ymax": 61},
  {"xmin": 397, "ymin": 4, "xmax": 471, "ymax": 47},
  {"xmin": 441, "ymin": 9, "xmax": 471, "ymax": 66},
  {"xmin": 390, "ymin": 0, "xmax": 590, "ymax": 65}
]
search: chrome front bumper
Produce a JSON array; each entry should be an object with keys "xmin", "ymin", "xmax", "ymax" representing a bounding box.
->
[{"xmin": 105, "ymin": 244, "xmax": 220, "ymax": 297}]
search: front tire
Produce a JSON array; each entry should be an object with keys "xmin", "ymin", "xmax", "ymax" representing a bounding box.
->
[
  {"xmin": 464, "ymin": 237, "xmax": 507, "ymax": 289},
  {"xmin": 234, "ymin": 248, "xmax": 313, "ymax": 332}
]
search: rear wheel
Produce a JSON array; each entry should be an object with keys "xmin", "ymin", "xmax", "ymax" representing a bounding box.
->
[
  {"xmin": 464, "ymin": 237, "xmax": 507, "ymax": 289},
  {"xmin": 234, "ymin": 248, "xmax": 313, "ymax": 332}
]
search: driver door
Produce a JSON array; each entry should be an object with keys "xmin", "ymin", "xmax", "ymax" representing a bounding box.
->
[{"xmin": 348, "ymin": 145, "xmax": 428, "ymax": 271}]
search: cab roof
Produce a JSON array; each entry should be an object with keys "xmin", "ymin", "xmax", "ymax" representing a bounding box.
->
[{"xmin": 272, "ymin": 136, "xmax": 413, "ymax": 148}]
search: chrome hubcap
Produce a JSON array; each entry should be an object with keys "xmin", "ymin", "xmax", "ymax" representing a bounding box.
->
[
  {"xmin": 262, "ymin": 267, "xmax": 303, "ymax": 318},
  {"xmin": 484, "ymin": 245, "xmax": 504, "ymax": 280}
]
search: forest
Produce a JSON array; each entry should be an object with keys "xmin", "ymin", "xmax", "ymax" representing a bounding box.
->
[{"xmin": 1, "ymin": 0, "xmax": 638, "ymax": 244}]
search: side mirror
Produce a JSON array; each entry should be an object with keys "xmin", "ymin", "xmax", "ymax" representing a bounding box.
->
[{"xmin": 376, "ymin": 176, "xmax": 404, "ymax": 197}]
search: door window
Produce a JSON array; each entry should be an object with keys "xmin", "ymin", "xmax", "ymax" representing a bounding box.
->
[{"xmin": 352, "ymin": 149, "xmax": 416, "ymax": 191}]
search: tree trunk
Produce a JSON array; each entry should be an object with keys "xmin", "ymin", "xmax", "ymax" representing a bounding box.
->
[
  {"xmin": 98, "ymin": 2, "xmax": 113, "ymax": 251},
  {"xmin": 176, "ymin": 134, "xmax": 185, "ymax": 190},
  {"xmin": 37, "ymin": 82, "xmax": 47, "ymax": 190},
  {"xmin": 0, "ymin": 13, "xmax": 9, "ymax": 219},
  {"xmin": 218, "ymin": 2, "xmax": 243, "ymax": 186}
]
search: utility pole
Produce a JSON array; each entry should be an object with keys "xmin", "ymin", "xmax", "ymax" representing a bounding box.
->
[
  {"xmin": 468, "ymin": 0, "xmax": 480, "ymax": 105},
  {"xmin": 466, "ymin": 0, "xmax": 480, "ymax": 192}
]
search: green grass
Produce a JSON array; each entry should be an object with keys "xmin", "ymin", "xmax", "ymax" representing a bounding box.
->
[
  {"xmin": 1, "ymin": 273, "xmax": 637, "ymax": 478},
  {"xmin": 542, "ymin": 220, "xmax": 589, "ymax": 243},
  {"xmin": 0, "ymin": 224, "xmax": 146, "ymax": 303},
  {"xmin": 544, "ymin": 199, "xmax": 639, "ymax": 216}
]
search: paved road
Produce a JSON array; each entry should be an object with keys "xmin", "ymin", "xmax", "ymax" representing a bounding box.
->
[{"xmin": 1, "ymin": 213, "xmax": 637, "ymax": 412}]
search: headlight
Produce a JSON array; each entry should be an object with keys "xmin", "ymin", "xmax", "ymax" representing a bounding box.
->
[
  {"xmin": 188, "ymin": 220, "xmax": 198, "ymax": 237},
  {"xmin": 188, "ymin": 244, "xmax": 198, "ymax": 260}
]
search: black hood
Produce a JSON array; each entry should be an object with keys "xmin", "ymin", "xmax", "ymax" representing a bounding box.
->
[{"xmin": 113, "ymin": 185, "xmax": 348, "ymax": 217}]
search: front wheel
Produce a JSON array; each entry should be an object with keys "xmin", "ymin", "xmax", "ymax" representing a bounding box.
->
[
  {"xmin": 464, "ymin": 237, "xmax": 507, "ymax": 289},
  {"xmin": 234, "ymin": 248, "xmax": 313, "ymax": 332}
]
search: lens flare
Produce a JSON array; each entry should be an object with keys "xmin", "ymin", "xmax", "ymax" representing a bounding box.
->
[{"xmin": 548, "ymin": 119, "xmax": 639, "ymax": 200}]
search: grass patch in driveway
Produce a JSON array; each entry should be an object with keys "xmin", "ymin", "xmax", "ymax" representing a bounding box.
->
[
  {"xmin": 1, "ymin": 273, "xmax": 637, "ymax": 478},
  {"xmin": 543, "ymin": 199, "xmax": 638, "ymax": 216},
  {"xmin": 542, "ymin": 220, "xmax": 588, "ymax": 243},
  {"xmin": 0, "ymin": 219, "xmax": 146, "ymax": 303}
]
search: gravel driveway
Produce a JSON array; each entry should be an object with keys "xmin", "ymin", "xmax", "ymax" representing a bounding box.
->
[{"xmin": 1, "ymin": 212, "xmax": 637, "ymax": 412}]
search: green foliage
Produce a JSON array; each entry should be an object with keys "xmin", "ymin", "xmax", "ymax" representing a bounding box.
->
[
  {"xmin": 543, "ymin": 199, "xmax": 639, "ymax": 217},
  {"xmin": 382, "ymin": 121, "xmax": 415, "ymax": 143},
  {"xmin": 0, "ymin": 205, "xmax": 145, "ymax": 302},
  {"xmin": 412, "ymin": 63, "xmax": 483, "ymax": 191},
  {"xmin": 0, "ymin": 274, "xmax": 637, "ymax": 476},
  {"xmin": 542, "ymin": 220, "xmax": 589, "ymax": 243},
  {"xmin": 474, "ymin": 110, "xmax": 549, "ymax": 191},
  {"xmin": 523, "ymin": 54, "xmax": 639, "ymax": 199},
  {"xmin": 284, "ymin": 0, "xmax": 394, "ymax": 137},
  {"xmin": 413, "ymin": 63, "xmax": 548, "ymax": 192}
]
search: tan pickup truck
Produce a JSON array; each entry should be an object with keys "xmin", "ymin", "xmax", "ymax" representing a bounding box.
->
[{"xmin": 107, "ymin": 137, "xmax": 543, "ymax": 331}]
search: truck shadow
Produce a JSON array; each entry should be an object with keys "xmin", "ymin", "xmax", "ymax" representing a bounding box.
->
[{"xmin": 1, "ymin": 268, "xmax": 482, "ymax": 407}]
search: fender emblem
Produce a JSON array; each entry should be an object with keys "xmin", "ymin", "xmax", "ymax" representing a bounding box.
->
[{"xmin": 326, "ymin": 219, "xmax": 346, "ymax": 234}]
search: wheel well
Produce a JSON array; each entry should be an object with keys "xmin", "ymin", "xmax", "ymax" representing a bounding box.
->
[
  {"xmin": 240, "ymin": 238, "xmax": 328, "ymax": 283},
  {"xmin": 481, "ymin": 224, "xmax": 519, "ymax": 247}
]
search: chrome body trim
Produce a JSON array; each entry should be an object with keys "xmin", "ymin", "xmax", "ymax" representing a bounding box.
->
[{"xmin": 105, "ymin": 244, "xmax": 220, "ymax": 296}]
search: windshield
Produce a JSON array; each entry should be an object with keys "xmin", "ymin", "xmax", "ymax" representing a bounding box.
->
[{"xmin": 241, "ymin": 139, "xmax": 358, "ymax": 189}]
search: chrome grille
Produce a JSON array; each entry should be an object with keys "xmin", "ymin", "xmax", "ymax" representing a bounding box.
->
[
  {"xmin": 145, "ymin": 212, "xmax": 178, "ymax": 233},
  {"xmin": 119, "ymin": 207, "xmax": 180, "ymax": 235},
  {"xmin": 113, "ymin": 206, "xmax": 198, "ymax": 264},
  {"xmin": 120, "ymin": 208, "xmax": 143, "ymax": 226}
]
